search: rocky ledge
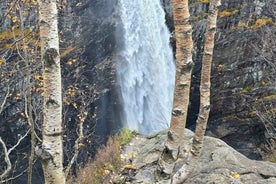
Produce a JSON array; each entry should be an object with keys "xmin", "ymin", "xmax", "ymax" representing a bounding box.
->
[{"xmin": 112, "ymin": 129, "xmax": 276, "ymax": 184}]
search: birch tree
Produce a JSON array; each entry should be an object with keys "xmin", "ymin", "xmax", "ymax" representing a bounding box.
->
[
  {"xmin": 191, "ymin": 0, "xmax": 221, "ymax": 158},
  {"xmin": 172, "ymin": 0, "xmax": 221, "ymax": 183},
  {"xmin": 37, "ymin": 0, "xmax": 65, "ymax": 183},
  {"xmin": 158, "ymin": 0, "xmax": 194, "ymax": 177}
]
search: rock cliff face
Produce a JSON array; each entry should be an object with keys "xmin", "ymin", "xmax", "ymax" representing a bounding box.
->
[
  {"xmin": 0, "ymin": 0, "xmax": 122, "ymax": 183},
  {"xmin": 71, "ymin": 0, "xmax": 122, "ymax": 141},
  {"xmin": 208, "ymin": 0, "xmax": 276, "ymax": 159},
  {"xmin": 162, "ymin": 0, "xmax": 276, "ymax": 159}
]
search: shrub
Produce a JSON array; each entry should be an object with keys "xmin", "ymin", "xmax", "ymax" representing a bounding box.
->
[
  {"xmin": 70, "ymin": 135, "xmax": 121, "ymax": 184},
  {"xmin": 250, "ymin": 18, "xmax": 273, "ymax": 29},
  {"xmin": 69, "ymin": 128, "xmax": 136, "ymax": 183},
  {"xmin": 240, "ymin": 87, "xmax": 253, "ymax": 93},
  {"xmin": 119, "ymin": 128, "xmax": 136, "ymax": 145}
]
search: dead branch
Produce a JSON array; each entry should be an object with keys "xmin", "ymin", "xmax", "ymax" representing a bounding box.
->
[
  {"xmin": 64, "ymin": 110, "xmax": 87, "ymax": 178},
  {"xmin": 0, "ymin": 86, "xmax": 9, "ymax": 115},
  {"xmin": 0, "ymin": 129, "xmax": 30, "ymax": 179}
]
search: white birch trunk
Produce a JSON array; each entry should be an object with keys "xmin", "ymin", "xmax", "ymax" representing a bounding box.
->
[
  {"xmin": 38, "ymin": 0, "xmax": 65, "ymax": 183},
  {"xmin": 158, "ymin": 0, "xmax": 194, "ymax": 177},
  {"xmin": 191, "ymin": 0, "xmax": 221, "ymax": 158},
  {"xmin": 171, "ymin": 0, "xmax": 221, "ymax": 183}
]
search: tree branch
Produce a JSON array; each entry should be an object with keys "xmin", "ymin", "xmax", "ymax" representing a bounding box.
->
[
  {"xmin": 0, "ymin": 86, "xmax": 9, "ymax": 114},
  {"xmin": 0, "ymin": 137, "xmax": 11, "ymax": 179},
  {"xmin": 64, "ymin": 110, "xmax": 87, "ymax": 177},
  {"xmin": 0, "ymin": 129, "xmax": 30, "ymax": 179}
]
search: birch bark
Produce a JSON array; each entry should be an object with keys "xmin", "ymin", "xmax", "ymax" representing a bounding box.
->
[
  {"xmin": 171, "ymin": 0, "xmax": 221, "ymax": 183},
  {"xmin": 38, "ymin": 0, "xmax": 65, "ymax": 183},
  {"xmin": 191, "ymin": 0, "xmax": 221, "ymax": 158},
  {"xmin": 158, "ymin": 0, "xmax": 194, "ymax": 176}
]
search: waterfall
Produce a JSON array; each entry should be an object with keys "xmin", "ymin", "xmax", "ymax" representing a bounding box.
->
[{"xmin": 116, "ymin": 0, "xmax": 175, "ymax": 134}]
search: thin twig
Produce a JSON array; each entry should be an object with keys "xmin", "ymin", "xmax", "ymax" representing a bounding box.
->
[
  {"xmin": 1, "ymin": 160, "xmax": 35, "ymax": 183},
  {"xmin": 64, "ymin": 110, "xmax": 87, "ymax": 177},
  {"xmin": 0, "ymin": 137, "xmax": 11, "ymax": 179},
  {"xmin": 0, "ymin": 86, "xmax": 10, "ymax": 114},
  {"xmin": 0, "ymin": 129, "xmax": 30, "ymax": 179}
]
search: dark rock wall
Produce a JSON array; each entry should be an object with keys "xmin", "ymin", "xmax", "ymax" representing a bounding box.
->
[
  {"xmin": 208, "ymin": 0, "xmax": 275, "ymax": 159},
  {"xmin": 163, "ymin": 0, "xmax": 276, "ymax": 159},
  {"xmin": 55, "ymin": 0, "xmax": 123, "ymax": 168},
  {"xmin": 73, "ymin": 0, "xmax": 122, "ymax": 140},
  {"xmin": 0, "ymin": 0, "xmax": 122, "ymax": 183}
]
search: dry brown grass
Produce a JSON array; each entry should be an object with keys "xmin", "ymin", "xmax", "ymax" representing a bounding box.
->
[{"xmin": 68, "ymin": 135, "xmax": 121, "ymax": 184}]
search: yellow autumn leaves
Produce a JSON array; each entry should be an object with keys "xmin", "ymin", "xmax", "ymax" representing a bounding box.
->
[
  {"xmin": 67, "ymin": 58, "xmax": 77, "ymax": 65},
  {"xmin": 0, "ymin": 58, "xmax": 4, "ymax": 65},
  {"xmin": 230, "ymin": 171, "xmax": 241, "ymax": 179}
]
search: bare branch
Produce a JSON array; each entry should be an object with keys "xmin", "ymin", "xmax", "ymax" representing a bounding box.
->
[
  {"xmin": 24, "ymin": 95, "xmax": 42, "ymax": 143},
  {"xmin": 0, "ymin": 137, "xmax": 11, "ymax": 179},
  {"xmin": 1, "ymin": 164, "xmax": 30, "ymax": 183},
  {"xmin": 8, "ymin": 129, "xmax": 30, "ymax": 155},
  {"xmin": 64, "ymin": 110, "xmax": 87, "ymax": 177},
  {"xmin": 0, "ymin": 129, "xmax": 30, "ymax": 179},
  {"xmin": 0, "ymin": 86, "xmax": 10, "ymax": 115}
]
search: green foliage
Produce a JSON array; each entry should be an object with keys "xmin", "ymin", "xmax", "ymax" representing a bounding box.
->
[
  {"xmin": 258, "ymin": 95, "xmax": 276, "ymax": 102},
  {"xmin": 119, "ymin": 128, "xmax": 136, "ymax": 145},
  {"xmin": 240, "ymin": 87, "xmax": 252, "ymax": 93},
  {"xmin": 270, "ymin": 156, "xmax": 276, "ymax": 163}
]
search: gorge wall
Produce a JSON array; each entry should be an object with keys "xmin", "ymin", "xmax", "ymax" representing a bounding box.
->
[{"xmin": 163, "ymin": 0, "xmax": 276, "ymax": 159}]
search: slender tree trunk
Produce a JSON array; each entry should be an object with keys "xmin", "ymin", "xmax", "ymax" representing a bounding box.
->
[
  {"xmin": 38, "ymin": 0, "xmax": 65, "ymax": 183},
  {"xmin": 191, "ymin": 0, "xmax": 221, "ymax": 158},
  {"xmin": 16, "ymin": 5, "xmax": 36, "ymax": 183},
  {"xmin": 24, "ymin": 31, "xmax": 35, "ymax": 184},
  {"xmin": 158, "ymin": 0, "xmax": 194, "ymax": 177},
  {"xmin": 171, "ymin": 0, "xmax": 221, "ymax": 183}
]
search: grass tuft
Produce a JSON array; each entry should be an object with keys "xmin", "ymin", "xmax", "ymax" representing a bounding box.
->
[{"xmin": 119, "ymin": 128, "xmax": 137, "ymax": 145}]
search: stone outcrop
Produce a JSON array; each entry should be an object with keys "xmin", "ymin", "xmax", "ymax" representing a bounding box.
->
[{"xmin": 116, "ymin": 129, "xmax": 276, "ymax": 184}]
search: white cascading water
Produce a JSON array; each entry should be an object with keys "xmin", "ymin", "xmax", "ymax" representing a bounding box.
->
[{"xmin": 116, "ymin": 0, "xmax": 175, "ymax": 134}]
